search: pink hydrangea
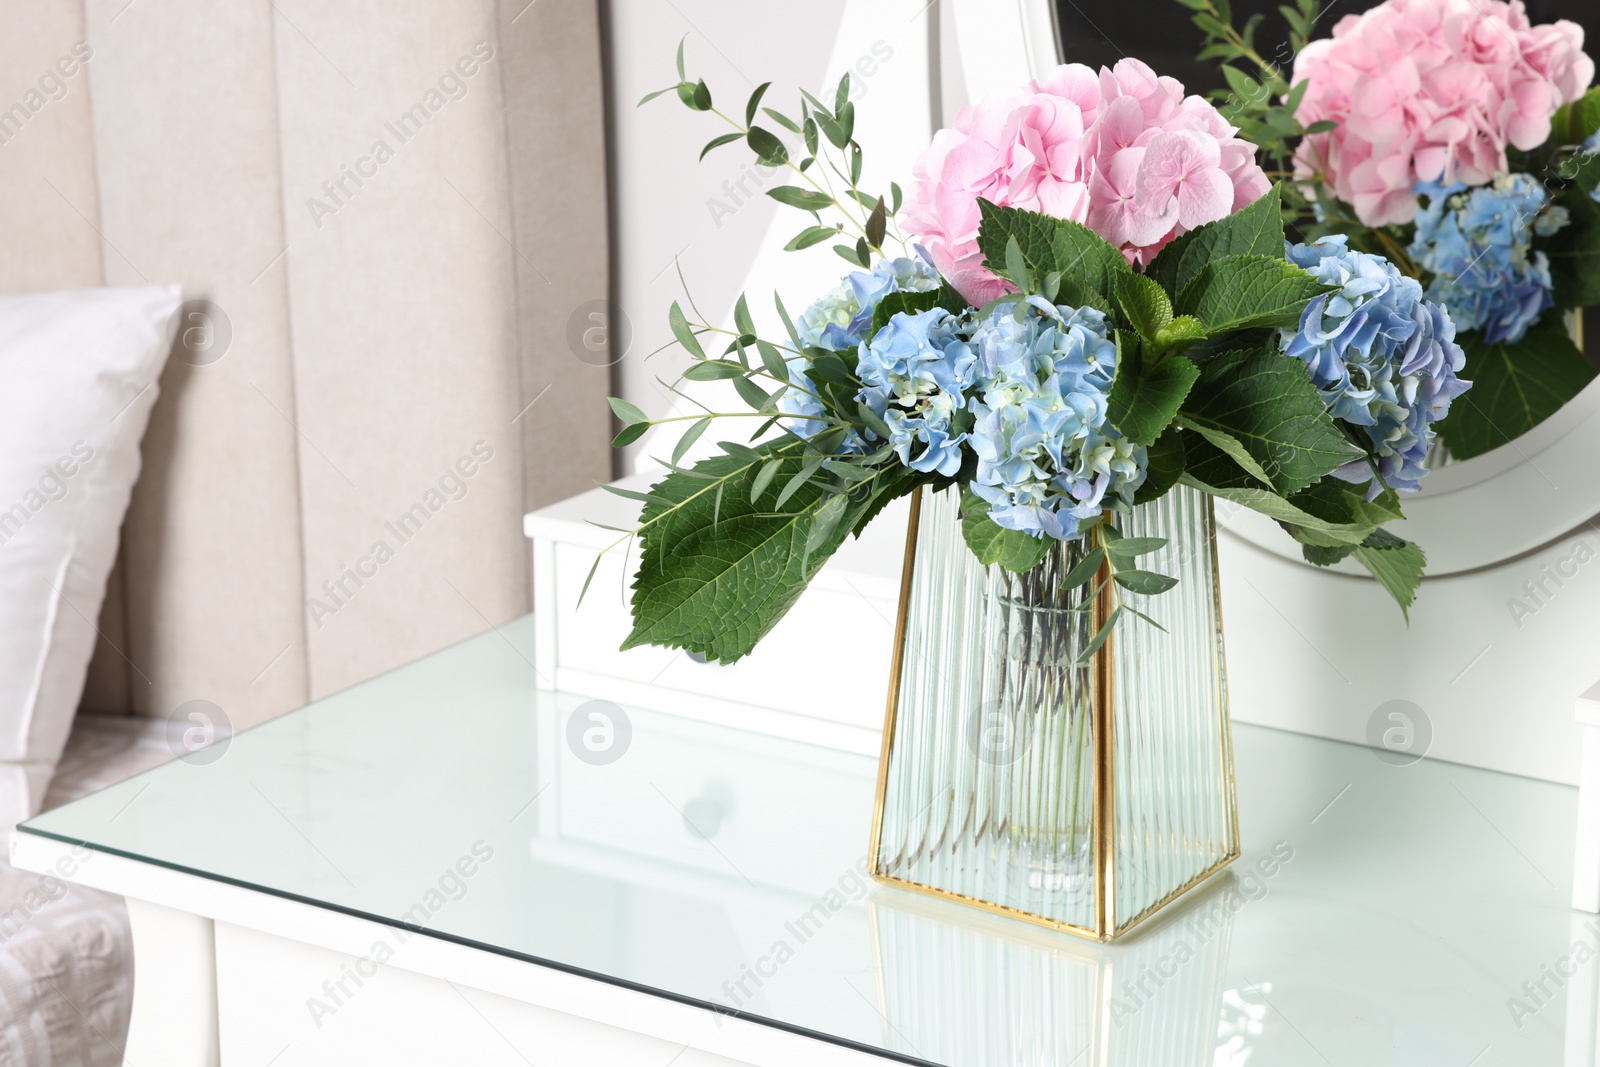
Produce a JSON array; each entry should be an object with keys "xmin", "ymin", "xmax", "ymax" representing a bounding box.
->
[
  {"xmin": 1294, "ymin": 0, "xmax": 1594, "ymax": 227},
  {"xmin": 903, "ymin": 59, "xmax": 1270, "ymax": 302}
]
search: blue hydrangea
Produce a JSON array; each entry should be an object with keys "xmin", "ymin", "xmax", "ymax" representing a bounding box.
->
[
  {"xmin": 779, "ymin": 256, "xmax": 941, "ymax": 442},
  {"xmin": 965, "ymin": 299, "xmax": 1145, "ymax": 540},
  {"xmin": 1282, "ymin": 237, "xmax": 1471, "ymax": 495},
  {"xmin": 1409, "ymin": 175, "xmax": 1568, "ymax": 345},
  {"xmin": 856, "ymin": 308, "xmax": 976, "ymax": 476}
]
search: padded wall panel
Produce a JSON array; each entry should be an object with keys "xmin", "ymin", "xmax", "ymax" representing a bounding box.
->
[
  {"xmin": 0, "ymin": 1, "xmax": 102, "ymax": 293},
  {"xmin": 495, "ymin": 0, "xmax": 614, "ymax": 505},
  {"xmin": 84, "ymin": 0, "xmax": 312, "ymax": 728},
  {"xmin": 270, "ymin": 0, "xmax": 531, "ymax": 697}
]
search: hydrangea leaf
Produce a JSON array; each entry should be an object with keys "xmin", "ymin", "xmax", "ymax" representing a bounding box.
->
[
  {"xmin": 1133, "ymin": 426, "xmax": 1185, "ymax": 505},
  {"xmin": 1178, "ymin": 347, "xmax": 1363, "ymax": 495},
  {"xmin": 1353, "ymin": 532, "xmax": 1426, "ymax": 623},
  {"xmin": 1115, "ymin": 273, "xmax": 1174, "ymax": 341},
  {"xmin": 869, "ymin": 289, "xmax": 944, "ymax": 336},
  {"xmin": 1301, "ymin": 542, "xmax": 1357, "ymax": 567},
  {"xmin": 1153, "ymin": 315, "xmax": 1208, "ymax": 354},
  {"xmin": 1147, "ymin": 184, "xmax": 1286, "ymax": 297},
  {"xmin": 975, "ymin": 199, "xmax": 1131, "ymax": 298},
  {"xmin": 961, "ymin": 504, "xmax": 1055, "ymax": 573},
  {"xmin": 1108, "ymin": 354, "xmax": 1199, "ymax": 446},
  {"xmin": 1175, "ymin": 254, "xmax": 1334, "ymax": 334},
  {"xmin": 1547, "ymin": 189, "xmax": 1600, "ymax": 310},
  {"xmin": 622, "ymin": 439, "xmax": 912, "ymax": 663},
  {"xmin": 1433, "ymin": 317, "xmax": 1596, "ymax": 459},
  {"xmin": 1277, "ymin": 479, "xmax": 1403, "ymax": 548},
  {"xmin": 1054, "ymin": 273, "xmax": 1114, "ymax": 316}
]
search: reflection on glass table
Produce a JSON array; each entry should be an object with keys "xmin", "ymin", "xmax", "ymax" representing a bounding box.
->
[{"xmin": 16, "ymin": 614, "xmax": 1582, "ymax": 1065}]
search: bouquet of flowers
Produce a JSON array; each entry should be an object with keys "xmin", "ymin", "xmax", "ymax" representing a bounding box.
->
[
  {"xmin": 1181, "ymin": 0, "xmax": 1598, "ymax": 457},
  {"xmin": 601, "ymin": 43, "xmax": 1470, "ymax": 663}
]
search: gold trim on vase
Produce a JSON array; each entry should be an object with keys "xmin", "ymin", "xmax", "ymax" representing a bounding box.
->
[{"xmin": 866, "ymin": 487, "xmax": 1240, "ymax": 942}]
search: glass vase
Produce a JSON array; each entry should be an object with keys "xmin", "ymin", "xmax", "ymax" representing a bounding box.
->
[{"xmin": 868, "ymin": 484, "xmax": 1237, "ymax": 941}]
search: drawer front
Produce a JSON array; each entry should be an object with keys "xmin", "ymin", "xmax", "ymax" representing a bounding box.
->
[{"xmin": 549, "ymin": 541, "xmax": 897, "ymax": 734}]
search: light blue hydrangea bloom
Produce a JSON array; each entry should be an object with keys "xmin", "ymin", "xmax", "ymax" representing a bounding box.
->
[
  {"xmin": 779, "ymin": 255, "xmax": 941, "ymax": 442},
  {"xmin": 1409, "ymin": 175, "xmax": 1567, "ymax": 345},
  {"xmin": 1282, "ymin": 237, "xmax": 1471, "ymax": 495},
  {"xmin": 855, "ymin": 308, "xmax": 976, "ymax": 476},
  {"xmin": 965, "ymin": 299, "xmax": 1145, "ymax": 540}
]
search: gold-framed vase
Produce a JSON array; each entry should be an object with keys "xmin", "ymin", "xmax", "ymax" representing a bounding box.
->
[{"xmin": 868, "ymin": 482, "xmax": 1238, "ymax": 942}]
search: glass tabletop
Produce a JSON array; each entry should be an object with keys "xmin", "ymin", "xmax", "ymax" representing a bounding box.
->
[{"xmin": 19, "ymin": 613, "xmax": 1579, "ymax": 1066}]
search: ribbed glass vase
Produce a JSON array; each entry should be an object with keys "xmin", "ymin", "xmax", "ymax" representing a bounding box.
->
[{"xmin": 868, "ymin": 484, "xmax": 1237, "ymax": 941}]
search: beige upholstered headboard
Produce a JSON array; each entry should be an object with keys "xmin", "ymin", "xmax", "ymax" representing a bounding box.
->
[{"xmin": 0, "ymin": 0, "xmax": 612, "ymax": 731}]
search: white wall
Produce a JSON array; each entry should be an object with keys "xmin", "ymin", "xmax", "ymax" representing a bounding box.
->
[{"xmin": 604, "ymin": 0, "xmax": 847, "ymax": 466}]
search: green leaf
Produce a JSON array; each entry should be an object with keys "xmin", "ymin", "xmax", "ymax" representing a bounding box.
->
[
  {"xmin": 1433, "ymin": 317, "xmax": 1595, "ymax": 459},
  {"xmin": 681, "ymin": 360, "xmax": 744, "ymax": 381},
  {"xmin": 746, "ymin": 126, "xmax": 787, "ymax": 166},
  {"xmin": 1116, "ymin": 272, "xmax": 1174, "ymax": 340},
  {"xmin": 1115, "ymin": 569, "xmax": 1179, "ymax": 596},
  {"xmin": 638, "ymin": 87, "xmax": 675, "ymax": 107},
  {"xmin": 870, "ymin": 289, "xmax": 944, "ymax": 336},
  {"xmin": 608, "ymin": 397, "xmax": 648, "ymax": 425},
  {"xmin": 1075, "ymin": 606, "xmax": 1121, "ymax": 666},
  {"xmin": 1302, "ymin": 542, "xmax": 1357, "ymax": 567},
  {"xmin": 1004, "ymin": 235, "xmax": 1033, "ymax": 294},
  {"xmin": 669, "ymin": 302, "xmax": 705, "ymax": 359},
  {"xmin": 1063, "ymin": 546, "xmax": 1106, "ymax": 589},
  {"xmin": 732, "ymin": 374, "xmax": 771, "ymax": 410},
  {"xmin": 763, "ymin": 107, "xmax": 801, "ymax": 133},
  {"xmin": 1147, "ymin": 185, "xmax": 1287, "ymax": 297},
  {"xmin": 767, "ymin": 186, "xmax": 833, "ymax": 212},
  {"xmin": 1279, "ymin": 479, "xmax": 1403, "ymax": 547},
  {"xmin": 1181, "ymin": 473, "xmax": 1388, "ymax": 546},
  {"xmin": 976, "ymin": 199, "xmax": 1130, "ymax": 297},
  {"xmin": 612, "ymin": 422, "xmax": 649, "ymax": 448},
  {"xmin": 750, "ymin": 457, "xmax": 782, "ymax": 503},
  {"xmin": 1055, "ymin": 274, "xmax": 1114, "ymax": 316},
  {"xmin": 1134, "ymin": 426, "xmax": 1185, "ymax": 505},
  {"xmin": 1179, "ymin": 347, "xmax": 1362, "ymax": 495},
  {"xmin": 622, "ymin": 440, "xmax": 911, "ymax": 663},
  {"xmin": 1547, "ymin": 190, "xmax": 1600, "ymax": 310},
  {"xmin": 672, "ymin": 416, "xmax": 712, "ymax": 466},
  {"xmin": 745, "ymin": 81, "xmax": 771, "ymax": 126},
  {"xmin": 1222, "ymin": 64, "xmax": 1264, "ymax": 107},
  {"xmin": 699, "ymin": 132, "xmax": 742, "ymax": 161},
  {"xmin": 865, "ymin": 198, "xmax": 887, "ymax": 250},
  {"xmin": 732, "ymin": 294, "xmax": 756, "ymax": 339},
  {"xmin": 774, "ymin": 293, "xmax": 802, "ymax": 350},
  {"xmin": 1178, "ymin": 418, "xmax": 1277, "ymax": 490},
  {"xmin": 755, "ymin": 339, "xmax": 789, "ymax": 382},
  {"xmin": 1353, "ymin": 533, "xmax": 1426, "ymax": 622},
  {"xmin": 675, "ymin": 35, "xmax": 687, "ymax": 79},
  {"xmin": 961, "ymin": 506, "xmax": 1054, "ymax": 573},
  {"xmin": 1175, "ymin": 254, "xmax": 1333, "ymax": 335},
  {"xmin": 834, "ymin": 242, "xmax": 869, "ymax": 268},
  {"xmin": 1107, "ymin": 353, "xmax": 1199, "ymax": 446},
  {"xmin": 1153, "ymin": 315, "xmax": 1208, "ymax": 354},
  {"xmin": 1104, "ymin": 536, "xmax": 1166, "ymax": 564},
  {"xmin": 785, "ymin": 225, "xmax": 838, "ymax": 251}
]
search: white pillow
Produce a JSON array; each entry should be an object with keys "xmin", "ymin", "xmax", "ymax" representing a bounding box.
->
[{"xmin": 0, "ymin": 285, "xmax": 180, "ymax": 830}]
